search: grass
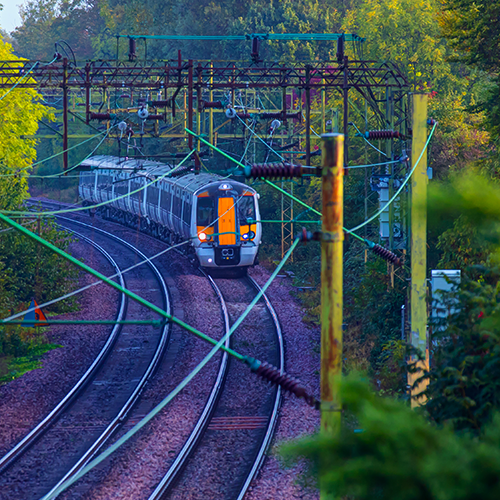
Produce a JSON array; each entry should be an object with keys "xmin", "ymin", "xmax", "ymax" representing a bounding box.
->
[{"xmin": 0, "ymin": 341, "xmax": 62, "ymax": 385}]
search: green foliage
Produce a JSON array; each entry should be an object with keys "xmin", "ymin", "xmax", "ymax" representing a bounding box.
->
[
  {"xmin": 0, "ymin": 37, "xmax": 54, "ymax": 209},
  {"xmin": 436, "ymin": 214, "xmax": 493, "ymax": 275},
  {"xmin": 425, "ymin": 276, "xmax": 500, "ymax": 433},
  {"xmin": 440, "ymin": 0, "xmax": 500, "ymax": 73},
  {"xmin": 0, "ymin": 217, "xmax": 79, "ymax": 311},
  {"xmin": 95, "ymin": 0, "xmax": 343, "ymax": 61},
  {"xmin": 11, "ymin": 0, "xmax": 104, "ymax": 60},
  {"xmin": 281, "ymin": 376, "xmax": 500, "ymax": 500},
  {"xmin": 439, "ymin": 0, "xmax": 500, "ymax": 140},
  {"xmin": 345, "ymin": 258, "xmax": 407, "ymax": 391},
  {"xmin": 423, "ymin": 172, "xmax": 500, "ymax": 433},
  {"xmin": 428, "ymin": 173, "xmax": 500, "ymax": 253},
  {"xmin": 0, "ymin": 217, "xmax": 79, "ymax": 384},
  {"xmin": 0, "ymin": 329, "xmax": 61, "ymax": 384}
]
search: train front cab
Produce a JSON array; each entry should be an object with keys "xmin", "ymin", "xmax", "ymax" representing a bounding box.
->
[{"xmin": 194, "ymin": 183, "xmax": 260, "ymax": 269}]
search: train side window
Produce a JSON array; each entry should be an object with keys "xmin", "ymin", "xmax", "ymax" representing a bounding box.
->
[
  {"xmin": 182, "ymin": 199, "xmax": 191, "ymax": 224},
  {"xmin": 147, "ymin": 184, "xmax": 159, "ymax": 205},
  {"xmin": 197, "ymin": 197, "xmax": 214, "ymax": 226},
  {"xmin": 238, "ymin": 196, "xmax": 255, "ymax": 224},
  {"xmin": 173, "ymin": 189, "xmax": 182, "ymax": 218}
]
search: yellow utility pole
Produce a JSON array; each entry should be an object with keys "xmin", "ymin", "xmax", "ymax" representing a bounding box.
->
[
  {"xmin": 320, "ymin": 133, "xmax": 344, "ymax": 442},
  {"xmin": 409, "ymin": 93, "xmax": 429, "ymax": 407}
]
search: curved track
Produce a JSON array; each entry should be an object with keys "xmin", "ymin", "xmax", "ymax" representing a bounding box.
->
[
  {"xmin": 0, "ymin": 215, "xmax": 171, "ymax": 500},
  {"xmin": 0, "ymin": 231, "xmax": 127, "ymax": 475},
  {"xmin": 152, "ymin": 275, "xmax": 283, "ymax": 500},
  {"xmin": 20, "ymin": 199, "xmax": 284, "ymax": 499}
]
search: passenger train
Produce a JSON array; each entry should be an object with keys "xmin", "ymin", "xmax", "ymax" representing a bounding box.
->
[{"xmin": 78, "ymin": 156, "xmax": 261, "ymax": 272}]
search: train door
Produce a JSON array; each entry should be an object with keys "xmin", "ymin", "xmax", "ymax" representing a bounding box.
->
[
  {"xmin": 216, "ymin": 196, "xmax": 240, "ymax": 265},
  {"xmin": 217, "ymin": 197, "xmax": 236, "ymax": 246}
]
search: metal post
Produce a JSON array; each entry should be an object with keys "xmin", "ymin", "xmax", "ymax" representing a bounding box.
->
[
  {"xmin": 409, "ymin": 93, "xmax": 428, "ymax": 407},
  {"xmin": 320, "ymin": 133, "xmax": 344, "ymax": 444},
  {"xmin": 342, "ymin": 56, "xmax": 349, "ymax": 169},
  {"xmin": 62, "ymin": 58, "xmax": 68, "ymax": 173},
  {"xmin": 85, "ymin": 63, "xmax": 90, "ymax": 125},
  {"xmin": 209, "ymin": 62, "xmax": 214, "ymax": 152},
  {"xmin": 322, "ymin": 83, "xmax": 326, "ymax": 133},
  {"xmin": 188, "ymin": 60, "xmax": 194, "ymax": 150},
  {"xmin": 305, "ymin": 66, "xmax": 311, "ymax": 165},
  {"xmin": 387, "ymin": 86, "xmax": 394, "ymax": 252}
]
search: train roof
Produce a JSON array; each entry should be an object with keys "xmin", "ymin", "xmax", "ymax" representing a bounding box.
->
[
  {"xmin": 82, "ymin": 155, "xmax": 256, "ymax": 196},
  {"xmin": 80, "ymin": 155, "xmax": 172, "ymax": 173}
]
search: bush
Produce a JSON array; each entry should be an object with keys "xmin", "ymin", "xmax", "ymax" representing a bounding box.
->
[{"xmin": 281, "ymin": 376, "xmax": 500, "ymax": 500}]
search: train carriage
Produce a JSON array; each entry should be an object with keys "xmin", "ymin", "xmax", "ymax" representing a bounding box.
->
[{"xmin": 78, "ymin": 155, "xmax": 261, "ymax": 272}]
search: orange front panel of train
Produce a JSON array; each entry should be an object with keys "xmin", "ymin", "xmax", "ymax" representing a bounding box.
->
[{"xmin": 218, "ymin": 197, "xmax": 236, "ymax": 245}]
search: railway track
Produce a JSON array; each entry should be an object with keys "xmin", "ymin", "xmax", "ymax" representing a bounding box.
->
[
  {"xmin": 0, "ymin": 212, "xmax": 172, "ymax": 500},
  {"xmin": 15, "ymin": 199, "xmax": 284, "ymax": 499},
  {"xmin": 0, "ymin": 230, "xmax": 127, "ymax": 475},
  {"xmin": 152, "ymin": 275, "xmax": 283, "ymax": 500}
]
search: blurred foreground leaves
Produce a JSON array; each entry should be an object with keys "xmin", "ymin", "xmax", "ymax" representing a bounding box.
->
[{"xmin": 281, "ymin": 376, "xmax": 500, "ymax": 500}]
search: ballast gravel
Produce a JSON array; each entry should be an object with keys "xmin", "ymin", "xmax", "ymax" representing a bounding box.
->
[
  {"xmin": 244, "ymin": 266, "xmax": 320, "ymax": 500},
  {"xmin": 0, "ymin": 241, "xmax": 120, "ymax": 458},
  {"xmin": 1, "ymin": 204, "xmax": 320, "ymax": 499}
]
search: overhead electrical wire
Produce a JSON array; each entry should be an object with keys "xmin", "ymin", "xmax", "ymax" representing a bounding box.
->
[
  {"xmin": 186, "ymin": 122, "xmax": 437, "ymax": 239},
  {"xmin": 350, "ymin": 121, "xmax": 437, "ymax": 232},
  {"xmin": 39, "ymin": 237, "xmax": 299, "ymax": 500},
  {"xmin": 1, "ymin": 238, "xmax": 190, "ymax": 324},
  {"xmin": 350, "ymin": 122, "xmax": 389, "ymax": 157},
  {"xmin": 0, "ymin": 148, "xmax": 196, "ymax": 216},
  {"xmin": 0, "ymin": 56, "xmax": 58, "ymax": 104}
]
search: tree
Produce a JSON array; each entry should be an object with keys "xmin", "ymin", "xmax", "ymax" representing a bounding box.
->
[
  {"xmin": 422, "ymin": 172, "xmax": 500, "ymax": 433},
  {"xmin": 281, "ymin": 376, "xmax": 500, "ymax": 500},
  {"xmin": 439, "ymin": 0, "xmax": 500, "ymax": 139},
  {"xmin": 0, "ymin": 35, "xmax": 53, "ymax": 209},
  {"xmin": 12, "ymin": 0, "xmax": 104, "ymax": 61}
]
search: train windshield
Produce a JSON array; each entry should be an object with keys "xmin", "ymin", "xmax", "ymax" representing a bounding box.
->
[
  {"xmin": 238, "ymin": 196, "xmax": 255, "ymax": 224},
  {"xmin": 197, "ymin": 197, "xmax": 214, "ymax": 226}
]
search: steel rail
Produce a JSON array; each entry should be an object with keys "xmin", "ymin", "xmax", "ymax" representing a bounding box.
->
[
  {"xmin": 237, "ymin": 275, "xmax": 284, "ymax": 500},
  {"xmin": 42, "ymin": 215, "xmax": 171, "ymax": 499},
  {"xmin": 153, "ymin": 274, "xmax": 284, "ymax": 499},
  {"xmin": 148, "ymin": 271, "xmax": 230, "ymax": 499},
  {"xmin": 0, "ymin": 231, "xmax": 127, "ymax": 474}
]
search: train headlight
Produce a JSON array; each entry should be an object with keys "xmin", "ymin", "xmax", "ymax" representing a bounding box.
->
[
  {"xmin": 199, "ymin": 232, "xmax": 207, "ymax": 241},
  {"xmin": 242, "ymin": 230, "xmax": 256, "ymax": 240},
  {"xmin": 218, "ymin": 183, "xmax": 233, "ymax": 191}
]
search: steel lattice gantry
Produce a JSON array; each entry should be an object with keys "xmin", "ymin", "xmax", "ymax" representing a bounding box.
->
[{"xmin": 0, "ymin": 57, "xmax": 408, "ymax": 170}]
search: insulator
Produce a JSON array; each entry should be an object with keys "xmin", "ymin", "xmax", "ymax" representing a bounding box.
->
[
  {"xmin": 371, "ymin": 244, "xmax": 402, "ymax": 266},
  {"xmin": 366, "ymin": 130, "xmax": 403, "ymax": 140},
  {"xmin": 202, "ymin": 101, "xmax": 224, "ymax": 109},
  {"xmin": 90, "ymin": 112, "xmax": 115, "ymax": 121},
  {"xmin": 245, "ymin": 162, "xmax": 304, "ymax": 180},
  {"xmin": 252, "ymin": 360, "xmax": 319, "ymax": 408},
  {"xmin": 128, "ymin": 38, "xmax": 136, "ymax": 62},
  {"xmin": 261, "ymin": 112, "xmax": 300, "ymax": 120},
  {"xmin": 297, "ymin": 228, "xmax": 321, "ymax": 242},
  {"xmin": 146, "ymin": 114, "xmax": 164, "ymax": 120},
  {"xmin": 237, "ymin": 113, "xmax": 252, "ymax": 120},
  {"xmin": 150, "ymin": 100, "xmax": 170, "ymax": 108},
  {"xmin": 168, "ymin": 166, "xmax": 192, "ymax": 177},
  {"xmin": 137, "ymin": 107, "xmax": 149, "ymax": 120},
  {"xmin": 225, "ymin": 107, "xmax": 237, "ymax": 119},
  {"xmin": 251, "ymin": 37, "xmax": 260, "ymax": 63}
]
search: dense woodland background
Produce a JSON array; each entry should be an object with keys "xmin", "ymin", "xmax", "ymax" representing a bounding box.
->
[{"xmin": 2, "ymin": 0, "xmax": 500, "ymax": 494}]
